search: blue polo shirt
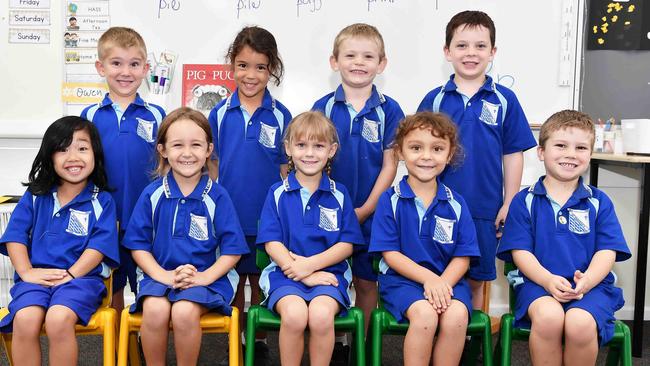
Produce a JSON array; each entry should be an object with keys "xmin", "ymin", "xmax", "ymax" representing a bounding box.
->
[
  {"xmin": 369, "ymin": 176, "xmax": 480, "ymax": 276},
  {"xmin": 312, "ymin": 85, "xmax": 404, "ymax": 211},
  {"xmin": 81, "ymin": 93, "xmax": 165, "ymax": 229},
  {"xmin": 256, "ymin": 171, "xmax": 365, "ymax": 277},
  {"xmin": 0, "ymin": 183, "xmax": 120, "ymax": 282},
  {"xmin": 497, "ymin": 176, "xmax": 631, "ymax": 279},
  {"xmin": 208, "ymin": 89, "xmax": 292, "ymax": 235},
  {"xmin": 417, "ymin": 75, "xmax": 536, "ymax": 220},
  {"xmin": 123, "ymin": 173, "xmax": 249, "ymax": 274}
]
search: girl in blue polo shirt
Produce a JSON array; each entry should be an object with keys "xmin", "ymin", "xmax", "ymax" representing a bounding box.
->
[
  {"xmin": 123, "ymin": 107, "xmax": 248, "ymax": 365},
  {"xmin": 257, "ymin": 111, "xmax": 364, "ymax": 365},
  {"xmin": 369, "ymin": 112, "xmax": 480, "ymax": 365},
  {"xmin": 497, "ymin": 110, "xmax": 631, "ymax": 365},
  {"xmin": 0, "ymin": 116, "xmax": 119, "ymax": 365},
  {"xmin": 207, "ymin": 26, "xmax": 292, "ymax": 354}
]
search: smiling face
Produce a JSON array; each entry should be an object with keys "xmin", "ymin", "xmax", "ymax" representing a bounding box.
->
[
  {"xmin": 444, "ymin": 24, "xmax": 496, "ymax": 83},
  {"xmin": 330, "ymin": 36, "xmax": 386, "ymax": 90},
  {"xmin": 233, "ymin": 45, "xmax": 271, "ymax": 105},
  {"xmin": 157, "ymin": 118, "xmax": 213, "ymax": 185},
  {"xmin": 538, "ymin": 127, "xmax": 593, "ymax": 185},
  {"xmin": 285, "ymin": 134, "xmax": 337, "ymax": 180},
  {"xmin": 95, "ymin": 45, "xmax": 148, "ymax": 107},
  {"xmin": 398, "ymin": 127, "xmax": 453, "ymax": 187},
  {"xmin": 53, "ymin": 128, "xmax": 95, "ymax": 190}
]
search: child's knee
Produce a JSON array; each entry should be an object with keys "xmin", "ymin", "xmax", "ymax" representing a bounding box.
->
[
  {"xmin": 142, "ymin": 298, "xmax": 171, "ymax": 328},
  {"xmin": 307, "ymin": 302, "xmax": 336, "ymax": 333},
  {"xmin": 529, "ymin": 298, "xmax": 564, "ymax": 336},
  {"xmin": 279, "ymin": 301, "xmax": 308, "ymax": 332},
  {"xmin": 406, "ymin": 301, "xmax": 438, "ymax": 333},
  {"xmin": 13, "ymin": 307, "xmax": 45, "ymax": 336},
  {"xmin": 171, "ymin": 301, "xmax": 203, "ymax": 332},
  {"xmin": 439, "ymin": 301, "xmax": 468, "ymax": 333},
  {"xmin": 44, "ymin": 306, "xmax": 77, "ymax": 338},
  {"xmin": 564, "ymin": 308, "xmax": 597, "ymax": 345}
]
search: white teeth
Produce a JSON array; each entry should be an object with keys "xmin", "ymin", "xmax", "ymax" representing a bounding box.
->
[{"xmin": 67, "ymin": 167, "xmax": 81, "ymax": 173}]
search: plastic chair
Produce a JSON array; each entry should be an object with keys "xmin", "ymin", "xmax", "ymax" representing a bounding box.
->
[
  {"xmin": 117, "ymin": 301, "xmax": 242, "ymax": 366},
  {"xmin": 367, "ymin": 257, "xmax": 493, "ymax": 366},
  {"xmin": 245, "ymin": 249, "xmax": 365, "ymax": 366},
  {"xmin": 0, "ymin": 273, "xmax": 117, "ymax": 366},
  {"xmin": 494, "ymin": 262, "xmax": 632, "ymax": 366}
]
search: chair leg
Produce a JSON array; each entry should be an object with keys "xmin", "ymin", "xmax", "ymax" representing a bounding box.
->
[
  {"xmin": 620, "ymin": 322, "xmax": 632, "ymax": 366},
  {"xmin": 350, "ymin": 308, "xmax": 365, "ymax": 366},
  {"xmin": 370, "ymin": 309, "xmax": 383, "ymax": 366},
  {"xmin": 245, "ymin": 306, "xmax": 259, "ymax": 366},
  {"xmin": 117, "ymin": 309, "xmax": 130, "ymax": 366},
  {"xmin": 102, "ymin": 309, "xmax": 117, "ymax": 366},
  {"xmin": 228, "ymin": 307, "xmax": 241, "ymax": 366},
  {"xmin": 499, "ymin": 314, "xmax": 513, "ymax": 366},
  {"xmin": 482, "ymin": 312, "xmax": 493, "ymax": 366}
]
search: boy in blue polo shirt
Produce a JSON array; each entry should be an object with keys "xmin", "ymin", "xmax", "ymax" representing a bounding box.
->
[
  {"xmin": 81, "ymin": 27, "xmax": 165, "ymax": 312},
  {"xmin": 312, "ymin": 24, "xmax": 405, "ymax": 341},
  {"xmin": 417, "ymin": 11, "xmax": 536, "ymax": 308},
  {"xmin": 497, "ymin": 110, "xmax": 630, "ymax": 364}
]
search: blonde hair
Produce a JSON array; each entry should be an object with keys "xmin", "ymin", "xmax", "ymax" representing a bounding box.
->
[
  {"xmin": 98, "ymin": 27, "xmax": 147, "ymax": 60},
  {"xmin": 283, "ymin": 111, "xmax": 339, "ymax": 175},
  {"xmin": 539, "ymin": 110, "xmax": 595, "ymax": 149},
  {"xmin": 154, "ymin": 107, "xmax": 214, "ymax": 177},
  {"xmin": 332, "ymin": 23, "xmax": 386, "ymax": 60}
]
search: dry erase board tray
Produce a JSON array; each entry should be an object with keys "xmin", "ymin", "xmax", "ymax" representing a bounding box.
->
[{"xmin": 626, "ymin": 152, "xmax": 650, "ymax": 157}]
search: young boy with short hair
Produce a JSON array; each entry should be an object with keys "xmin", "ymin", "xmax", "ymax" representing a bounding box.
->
[
  {"xmin": 497, "ymin": 110, "xmax": 630, "ymax": 364},
  {"xmin": 417, "ymin": 11, "xmax": 536, "ymax": 308},
  {"xmin": 312, "ymin": 23, "xmax": 404, "ymax": 359},
  {"xmin": 81, "ymin": 26, "xmax": 165, "ymax": 312}
]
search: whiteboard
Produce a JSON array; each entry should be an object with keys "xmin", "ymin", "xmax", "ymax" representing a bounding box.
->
[{"xmin": 0, "ymin": 0, "xmax": 584, "ymax": 137}]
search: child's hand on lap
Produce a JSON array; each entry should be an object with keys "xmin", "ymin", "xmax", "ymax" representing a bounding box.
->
[
  {"xmin": 173, "ymin": 264, "xmax": 197, "ymax": 289},
  {"xmin": 301, "ymin": 271, "xmax": 338, "ymax": 287},
  {"xmin": 423, "ymin": 274, "xmax": 453, "ymax": 313},
  {"xmin": 571, "ymin": 270, "xmax": 591, "ymax": 299},
  {"xmin": 544, "ymin": 274, "xmax": 576, "ymax": 302},
  {"xmin": 21, "ymin": 268, "xmax": 67, "ymax": 287},
  {"xmin": 283, "ymin": 252, "xmax": 315, "ymax": 281}
]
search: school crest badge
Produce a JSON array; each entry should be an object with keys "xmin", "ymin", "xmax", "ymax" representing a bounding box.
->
[
  {"xmin": 259, "ymin": 122, "xmax": 278, "ymax": 148},
  {"xmin": 66, "ymin": 209, "xmax": 90, "ymax": 236},
  {"xmin": 568, "ymin": 208, "xmax": 590, "ymax": 234},
  {"xmin": 136, "ymin": 118, "xmax": 155, "ymax": 142},
  {"xmin": 361, "ymin": 118, "xmax": 380, "ymax": 143},
  {"xmin": 318, "ymin": 205, "xmax": 339, "ymax": 232},
  {"xmin": 189, "ymin": 213, "xmax": 209, "ymax": 241},
  {"xmin": 479, "ymin": 100, "xmax": 500, "ymax": 126},
  {"xmin": 433, "ymin": 215, "xmax": 455, "ymax": 244}
]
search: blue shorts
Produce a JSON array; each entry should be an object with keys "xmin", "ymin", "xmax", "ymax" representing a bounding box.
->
[
  {"xmin": 0, "ymin": 278, "xmax": 106, "ymax": 332},
  {"xmin": 352, "ymin": 218, "xmax": 377, "ymax": 281},
  {"xmin": 469, "ymin": 218, "xmax": 497, "ymax": 281},
  {"xmin": 131, "ymin": 278, "xmax": 232, "ymax": 316},
  {"xmin": 514, "ymin": 276, "xmax": 624, "ymax": 346},
  {"xmin": 235, "ymin": 236, "xmax": 260, "ymax": 275},
  {"xmin": 378, "ymin": 273, "xmax": 472, "ymax": 323},
  {"xmin": 266, "ymin": 285, "xmax": 347, "ymax": 317}
]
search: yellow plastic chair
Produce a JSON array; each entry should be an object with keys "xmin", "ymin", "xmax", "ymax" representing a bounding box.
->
[
  {"xmin": 0, "ymin": 273, "xmax": 117, "ymax": 366},
  {"xmin": 117, "ymin": 305, "xmax": 242, "ymax": 366}
]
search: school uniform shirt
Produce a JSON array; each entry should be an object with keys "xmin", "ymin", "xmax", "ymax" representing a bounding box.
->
[
  {"xmin": 123, "ymin": 173, "xmax": 248, "ymax": 315},
  {"xmin": 256, "ymin": 171, "xmax": 365, "ymax": 312},
  {"xmin": 496, "ymin": 176, "xmax": 631, "ymax": 345},
  {"xmin": 369, "ymin": 176, "xmax": 480, "ymax": 322},
  {"xmin": 0, "ymin": 183, "xmax": 119, "ymax": 331},
  {"xmin": 417, "ymin": 75, "xmax": 536, "ymax": 220},
  {"xmin": 81, "ymin": 93, "xmax": 165, "ymax": 228},
  {"xmin": 208, "ymin": 88, "xmax": 291, "ymax": 236}
]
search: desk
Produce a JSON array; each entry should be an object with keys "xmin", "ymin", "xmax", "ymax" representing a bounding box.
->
[{"xmin": 590, "ymin": 153, "xmax": 650, "ymax": 358}]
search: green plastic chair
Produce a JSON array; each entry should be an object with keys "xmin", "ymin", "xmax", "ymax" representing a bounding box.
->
[
  {"xmin": 494, "ymin": 262, "xmax": 632, "ymax": 366},
  {"xmin": 367, "ymin": 258, "xmax": 493, "ymax": 366},
  {"xmin": 245, "ymin": 249, "xmax": 365, "ymax": 366}
]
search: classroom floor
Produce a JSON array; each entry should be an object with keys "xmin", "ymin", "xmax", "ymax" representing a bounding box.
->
[{"xmin": 0, "ymin": 320, "xmax": 648, "ymax": 365}]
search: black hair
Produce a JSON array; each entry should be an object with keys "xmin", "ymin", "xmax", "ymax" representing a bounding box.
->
[
  {"xmin": 69, "ymin": 16, "xmax": 77, "ymax": 21},
  {"xmin": 226, "ymin": 26, "xmax": 284, "ymax": 86},
  {"xmin": 24, "ymin": 116, "xmax": 110, "ymax": 195}
]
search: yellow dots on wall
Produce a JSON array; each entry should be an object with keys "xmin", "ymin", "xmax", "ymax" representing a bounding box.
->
[
  {"xmin": 598, "ymin": 38, "xmax": 605, "ymax": 45},
  {"xmin": 612, "ymin": 15, "xmax": 618, "ymax": 22}
]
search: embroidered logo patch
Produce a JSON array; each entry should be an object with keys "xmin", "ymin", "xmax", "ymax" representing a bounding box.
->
[
  {"xmin": 189, "ymin": 213, "xmax": 209, "ymax": 241},
  {"xmin": 259, "ymin": 122, "xmax": 278, "ymax": 148},
  {"xmin": 361, "ymin": 118, "xmax": 380, "ymax": 143},
  {"xmin": 479, "ymin": 100, "xmax": 500, "ymax": 126},
  {"xmin": 433, "ymin": 215, "xmax": 455, "ymax": 244},
  {"xmin": 136, "ymin": 118, "xmax": 155, "ymax": 142},
  {"xmin": 318, "ymin": 205, "xmax": 339, "ymax": 232},
  {"xmin": 568, "ymin": 208, "xmax": 590, "ymax": 234},
  {"xmin": 66, "ymin": 209, "xmax": 90, "ymax": 236}
]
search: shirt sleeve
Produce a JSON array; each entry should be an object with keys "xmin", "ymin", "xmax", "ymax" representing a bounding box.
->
[
  {"xmin": 212, "ymin": 187, "xmax": 249, "ymax": 256},
  {"xmin": 452, "ymin": 196, "xmax": 480, "ymax": 258},
  {"xmin": 593, "ymin": 191, "xmax": 632, "ymax": 262},
  {"xmin": 256, "ymin": 187, "xmax": 284, "ymax": 246},
  {"xmin": 383, "ymin": 99, "xmax": 405, "ymax": 150},
  {"xmin": 86, "ymin": 194, "xmax": 120, "ymax": 268},
  {"xmin": 338, "ymin": 187, "xmax": 365, "ymax": 247},
  {"xmin": 122, "ymin": 190, "xmax": 155, "ymax": 252},
  {"xmin": 496, "ymin": 192, "xmax": 534, "ymax": 262},
  {"xmin": 369, "ymin": 192, "xmax": 400, "ymax": 253},
  {"xmin": 0, "ymin": 191, "xmax": 35, "ymax": 255},
  {"xmin": 501, "ymin": 89, "xmax": 537, "ymax": 155},
  {"xmin": 416, "ymin": 88, "xmax": 438, "ymax": 112},
  {"xmin": 276, "ymin": 105, "xmax": 292, "ymax": 165}
]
